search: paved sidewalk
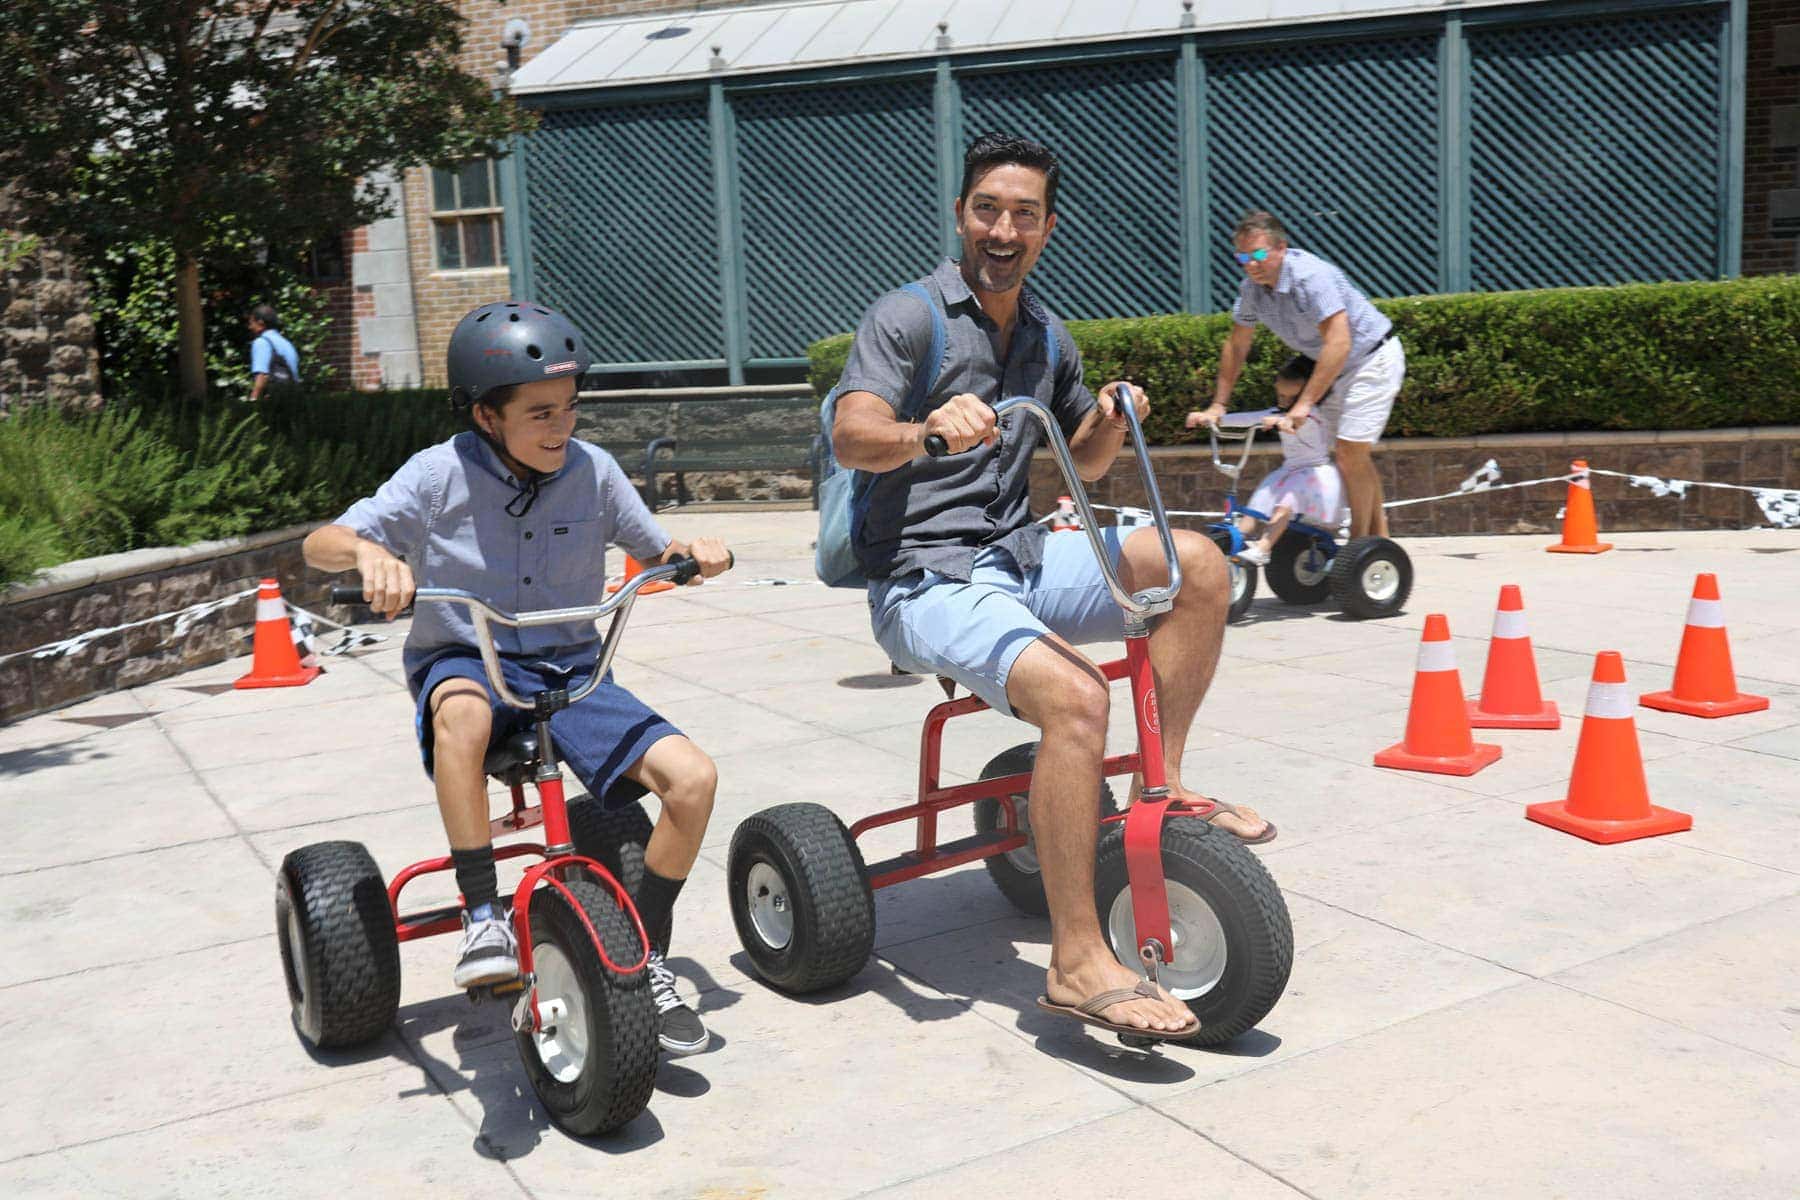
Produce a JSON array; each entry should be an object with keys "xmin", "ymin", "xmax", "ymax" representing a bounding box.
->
[{"xmin": 1, "ymin": 513, "xmax": 1796, "ymax": 1199}]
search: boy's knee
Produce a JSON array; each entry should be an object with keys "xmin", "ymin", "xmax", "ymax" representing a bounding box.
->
[
  {"xmin": 658, "ymin": 744, "xmax": 718, "ymax": 823},
  {"xmin": 431, "ymin": 688, "xmax": 491, "ymax": 755}
]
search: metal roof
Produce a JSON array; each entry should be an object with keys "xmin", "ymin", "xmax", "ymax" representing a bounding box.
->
[{"xmin": 510, "ymin": 0, "xmax": 1547, "ymax": 96}]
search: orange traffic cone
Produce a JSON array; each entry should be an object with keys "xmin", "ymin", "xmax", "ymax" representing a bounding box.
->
[
  {"xmin": 1049, "ymin": 495, "xmax": 1082, "ymax": 532},
  {"xmin": 1527, "ymin": 651, "xmax": 1691, "ymax": 843},
  {"xmin": 1375, "ymin": 614, "xmax": 1502, "ymax": 776},
  {"xmin": 606, "ymin": 554, "xmax": 674, "ymax": 596},
  {"xmin": 1639, "ymin": 574, "xmax": 1769, "ymax": 718},
  {"xmin": 234, "ymin": 579, "xmax": 321, "ymax": 689},
  {"xmin": 1467, "ymin": 585, "xmax": 1561, "ymax": 729},
  {"xmin": 1547, "ymin": 459, "xmax": 1612, "ymax": 554}
]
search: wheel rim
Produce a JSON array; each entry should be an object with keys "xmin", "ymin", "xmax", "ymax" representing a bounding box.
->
[
  {"xmin": 1105, "ymin": 880, "xmax": 1228, "ymax": 999},
  {"xmin": 1001, "ymin": 796, "xmax": 1040, "ymax": 873},
  {"xmin": 530, "ymin": 941, "xmax": 590, "ymax": 1083},
  {"xmin": 1360, "ymin": 556, "xmax": 1401, "ymax": 603},
  {"xmin": 284, "ymin": 904, "xmax": 310, "ymax": 1007},
  {"xmin": 745, "ymin": 860, "xmax": 795, "ymax": 950},
  {"xmin": 1295, "ymin": 545, "xmax": 1330, "ymax": 587},
  {"xmin": 1228, "ymin": 562, "xmax": 1250, "ymax": 605}
]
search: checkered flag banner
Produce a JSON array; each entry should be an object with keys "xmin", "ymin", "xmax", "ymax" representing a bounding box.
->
[
  {"xmin": 1113, "ymin": 505, "xmax": 1155, "ymax": 528},
  {"xmin": 1754, "ymin": 488, "xmax": 1800, "ymax": 529},
  {"xmin": 1625, "ymin": 474, "xmax": 1689, "ymax": 499},
  {"xmin": 1460, "ymin": 459, "xmax": 1502, "ymax": 492}
]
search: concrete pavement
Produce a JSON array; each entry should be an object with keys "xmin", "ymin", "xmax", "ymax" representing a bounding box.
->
[{"xmin": 1, "ymin": 513, "xmax": 1796, "ymax": 1199}]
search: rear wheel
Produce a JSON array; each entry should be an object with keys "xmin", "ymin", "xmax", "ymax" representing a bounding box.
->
[
  {"xmin": 729, "ymin": 803, "xmax": 875, "ymax": 993},
  {"xmin": 515, "ymin": 878, "xmax": 658, "ymax": 1136},
  {"xmin": 276, "ymin": 841, "xmax": 401, "ymax": 1049},
  {"xmin": 972, "ymin": 742, "xmax": 1119, "ymax": 916},
  {"xmin": 1205, "ymin": 527, "xmax": 1258, "ymax": 621},
  {"xmin": 1329, "ymin": 536, "xmax": 1413, "ymax": 620},
  {"xmin": 1263, "ymin": 529, "xmax": 1333, "ymax": 605},
  {"xmin": 1093, "ymin": 820, "xmax": 1292, "ymax": 1047}
]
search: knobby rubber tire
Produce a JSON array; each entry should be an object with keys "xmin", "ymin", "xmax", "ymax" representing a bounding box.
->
[
  {"xmin": 514, "ymin": 878, "xmax": 658, "ymax": 1137},
  {"xmin": 973, "ymin": 742, "xmax": 1119, "ymax": 916},
  {"xmin": 728, "ymin": 803, "xmax": 874, "ymax": 994},
  {"xmin": 1093, "ymin": 820, "xmax": 1293, "ymax": 1047},
  {"xmin": 1204, "ymin": 527, "xmax": 1259, "ymax": 621},
  {"xmin": 1262, "ymin": 529, "xmax": 1333, "ymax": 605},
  {"xmin": 277, "ymin": 840, "xmax": 401, "ymax": 1049},
  {"xmin": 1328, "ymin": 535, "xmax": 1413, "ymax": 620},
  {"xmin": 567, "ymin": 795, "xmax": 654, "ymax": 897}
]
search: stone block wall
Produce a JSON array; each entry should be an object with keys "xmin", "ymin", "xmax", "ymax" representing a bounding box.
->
[
  {"xmin": 1028, "ymin": 428, "xmax": 1800, "ymax": 538},
  {"xmin": 0, "ymin": 525, "xmax": 335, "ymax": 724},
  {"xmin": 0, "ymin": 194, "xmax": 101, "ymax": 413}
]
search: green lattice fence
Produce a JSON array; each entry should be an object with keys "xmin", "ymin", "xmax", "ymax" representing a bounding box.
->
[
  {"xmin": 1468, "ymin": 9, "xmax": 1725, "ymax": 290},
  {"xmin": 735, "ymin": 81, "xmax": 940, "ymax": 359},
  {"xmin": 1205, "ymin": 35, "xmax": 1440, "ymax": 311},
  {"xmin": 960, "ymin": 57, "xmax": 1183, "ymax": 320},
  {"xmin": 526, "ymin": 99, "xmax": 720, "ymax": 365}
]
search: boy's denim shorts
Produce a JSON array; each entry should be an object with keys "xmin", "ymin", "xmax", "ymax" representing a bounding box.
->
[
  {"xmin": 408, "ymin": 649, "xmax": 681, "ymax": 809},
  {"xmin": 868, "ymin": 527, "xmax": 1127, "ymax": 719}
]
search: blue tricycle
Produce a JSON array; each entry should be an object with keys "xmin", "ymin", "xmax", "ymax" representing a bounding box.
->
[{"xmin": 1202, "ymin": 410, "xmax": 1413, "ymax": 622}]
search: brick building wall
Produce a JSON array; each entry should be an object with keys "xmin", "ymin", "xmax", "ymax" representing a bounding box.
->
[{"xmin": 1744, "ymin": 0, "xmax": 1800, "ymax": 274}]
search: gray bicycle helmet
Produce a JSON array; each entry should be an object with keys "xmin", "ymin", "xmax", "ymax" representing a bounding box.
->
[{"xmin": 446, "ymin": 301, "xmax": 592, "ymax": 408}]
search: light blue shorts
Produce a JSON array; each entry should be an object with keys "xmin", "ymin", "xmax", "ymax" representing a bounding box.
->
[{"xmin": 868, "ymin": 527, "xmax": 1128, "ymax": 719}]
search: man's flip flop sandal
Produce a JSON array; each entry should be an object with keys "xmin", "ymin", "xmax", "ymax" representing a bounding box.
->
[
  {"xmin": 1036, "ymin": 978, "xmax": 1201, "ymax": 1043},
  {"xmin": 1202, "ymin": 798, "xmax": 1278, "ymax": 846}
]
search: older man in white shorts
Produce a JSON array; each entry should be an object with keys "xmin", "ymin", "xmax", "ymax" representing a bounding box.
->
[{"xmin": 1187, "ymin": 210, "xmax": 1406, "ymax": 538}]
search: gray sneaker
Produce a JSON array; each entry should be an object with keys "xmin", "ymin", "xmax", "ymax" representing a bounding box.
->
[
  {"xmin": 647, "ymin": 950, "xmax": 709, "ymax": 1056},
  {"xmin": 452, "ymin": 909, "xmax": 520, "ymax": 989}
]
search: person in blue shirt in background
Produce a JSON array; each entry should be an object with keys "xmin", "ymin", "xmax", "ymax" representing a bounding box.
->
[
  {"xmin": 302, "ymin": 301, "xmax": 733, "ymax": 1057},
  {"xmin": 246, "ymin": 304, "xmax": 301, "ymax": 401}
]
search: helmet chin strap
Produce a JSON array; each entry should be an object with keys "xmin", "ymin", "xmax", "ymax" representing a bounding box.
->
[{"xmin": 474, "ymin": 411, "xmax": 545, "ymax": 519}]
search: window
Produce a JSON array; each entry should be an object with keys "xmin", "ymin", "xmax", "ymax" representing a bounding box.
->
[{"xmin": 430, "ymin": 159, "xmax": 507, "ymax": 271}]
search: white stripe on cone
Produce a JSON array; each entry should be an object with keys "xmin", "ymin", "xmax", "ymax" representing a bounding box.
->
[
  {"xmin": 1491, "ymin": 609, "xmax": 1529, "ymax": 639},
  {"xmin": 1416, "ymin": 639, "xmax": 1458, "ymax": 673},
  {"xmin": 1584, "ymin": 681, "xmax": 1634, "ymax": 719},
  {"xmin": 255, "ymin": 597, "xmax": 287, "ymax": 622},
  {"xmin": 1684, "ymin": 598, "xmax": 1725, "ymax": 629}
]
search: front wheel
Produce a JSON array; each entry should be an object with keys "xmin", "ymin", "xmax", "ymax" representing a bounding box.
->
[
  {"xmin": 1329, "ymin": 536, "xmax": 1413, "ymax": 620},
  {"xmin": 1093, "ymin": 819, "xmax": 1292, "ymax": 1047},
  {"xmin": 515, "ymin": 878, "xmax": 659, "ymax": 1137},
  {"xmin": 276, "ymin": 841, "xmax": 401, "ymax": 1049},
  {"xmin": 1263, "ymin": 529, "xmax": 1333, "ymax": 605},
  {"xmin": 973, "ymin": 742, "xmax": 1119, "ymax": 916},
  {"xmin": 1205, "ymin": 527, "xmax": 1258, "ymax": 621},
  {"xmin": 729, "ymin": 803, "xmax": 875, "ymax": 993}
]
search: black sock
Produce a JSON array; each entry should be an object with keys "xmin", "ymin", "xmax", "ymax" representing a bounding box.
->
[
  {"xmin": 452, "ymin": 845, "xmax": 498, "ymax": 913},
  {"xmin": 633, "ymin": 868, "xmax": 686, "ymax": 956}
]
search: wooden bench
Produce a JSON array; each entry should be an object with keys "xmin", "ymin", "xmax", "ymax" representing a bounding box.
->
[{"xmin": 577, "ymin": 390, "xmax": 822, "ymax": 508}]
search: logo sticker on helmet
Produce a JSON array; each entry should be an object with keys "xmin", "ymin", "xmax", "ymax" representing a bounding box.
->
[{"xmin": 544, "ymin": 360, "xmax": 577, "ymax": 374}]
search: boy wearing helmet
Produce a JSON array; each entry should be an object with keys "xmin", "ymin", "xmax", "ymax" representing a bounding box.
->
[{"xmin": 302, "ymin": 301, "xmax": 732, "ymax": 1057}]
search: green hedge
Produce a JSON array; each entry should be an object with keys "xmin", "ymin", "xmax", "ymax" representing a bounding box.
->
[
  {"xmin": 0, "ymin": 387, "xmax": 460, "ymax": 589},
  {"xmin": 808, "ymin": 275, "xmax": 1800, "ymax": 443}
]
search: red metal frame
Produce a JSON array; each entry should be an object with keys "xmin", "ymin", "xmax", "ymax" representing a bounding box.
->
[{"xmin": 848, "ymin": 631, "xmax": 1219, "ymax": 970}]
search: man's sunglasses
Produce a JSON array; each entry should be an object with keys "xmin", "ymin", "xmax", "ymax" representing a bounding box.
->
[{"xmin": 1233, "ymin": 248, "xmax": 1272, "ymax": 264}]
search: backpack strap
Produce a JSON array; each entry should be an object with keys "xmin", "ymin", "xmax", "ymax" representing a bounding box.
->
[{"xmin": 897, "ymin": 281, "xmax": 945, "ymax": 421}]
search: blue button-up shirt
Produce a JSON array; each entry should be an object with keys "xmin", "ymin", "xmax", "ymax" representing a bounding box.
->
[
  {"xmin": 1230, "ymin": 247, "xmax": 1392, "ymax": 362},
  {"xmin": 334, "ymin": 432, "xmax": 671, "ymax": 670}
]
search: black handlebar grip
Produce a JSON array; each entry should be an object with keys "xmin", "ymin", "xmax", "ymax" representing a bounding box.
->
[
  {"xmin": 923, "ymin": 434, "xmax": 949, "ymax": 457},
  {"xmin": 328, "ymin": 586, "xmax": 366, "ymax": 605},
  {"xmin": 671, "ymin": 556, "xmax": 702, "ymax": 585}
]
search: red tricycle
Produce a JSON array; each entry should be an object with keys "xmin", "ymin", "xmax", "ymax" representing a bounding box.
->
[
  {"xmin": 724, "ymin": 394, "xmax": 1293, "ymax": 1047},
  {"xmin": 275, "ymin": 557, "xmax": 709, "ymax": 1135}
]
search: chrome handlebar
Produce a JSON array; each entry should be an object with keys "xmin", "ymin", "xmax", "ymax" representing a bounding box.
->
[
  {"xmin": 1204, "ymin": 407, "xmax": 1280, "ymax": 479},
  {"xmin": 924, "ymin": 388, "xmax": 1181, "ymax": 621}
]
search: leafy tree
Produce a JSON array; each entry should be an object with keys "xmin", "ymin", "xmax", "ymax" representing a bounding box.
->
[{"xmin": 0, "ymin": 2, "xmax": 531, "ymax": 400}]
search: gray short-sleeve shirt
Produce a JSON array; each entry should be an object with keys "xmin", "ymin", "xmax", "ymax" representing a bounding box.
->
[
  {"xmin": 1230, "ymin": 246, "xmax": 1392, "ymax": 362},
  {"xmin": 836, "ymin": 258, "xmax": 1097, "ymax": 582},
  {"xmin": 335, "ymin": 431, "xmax": 671, "ymax": 670}
]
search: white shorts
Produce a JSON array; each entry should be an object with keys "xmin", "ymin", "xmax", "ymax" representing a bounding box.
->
[{"xmin": 1321, "ymin": 336, "xmax": 1405, "ymax": 445}]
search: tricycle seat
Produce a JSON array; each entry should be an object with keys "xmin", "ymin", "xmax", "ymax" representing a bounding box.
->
[{"xmin": 484, "ymin": 731, "xmax": 540, "ymax": 777}]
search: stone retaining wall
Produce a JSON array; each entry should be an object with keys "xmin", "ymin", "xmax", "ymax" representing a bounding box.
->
[
  {"xmin": 1, "ymin": 193, "xmax": 102, "ymax": 413},
  {"xmin": 0, "ymin": 524, "xmax": 333, "ymax": 723},
  {"xmin": 1030, "ymin": 427, "xmax": 1800, "ymax": 536}
]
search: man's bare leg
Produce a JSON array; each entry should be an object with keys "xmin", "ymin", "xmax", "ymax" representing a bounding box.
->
[
  {"xmin": 1118, "ymin": 528, "xmax": 1269, "ymax": 840},
  {"xmin": 1007, "ymin": 637, "xmax": 1194, "ymax": 1032},
  {"xmin": 1335, "ymin": 439, "xmax": 1388, "ymax": 538}
]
